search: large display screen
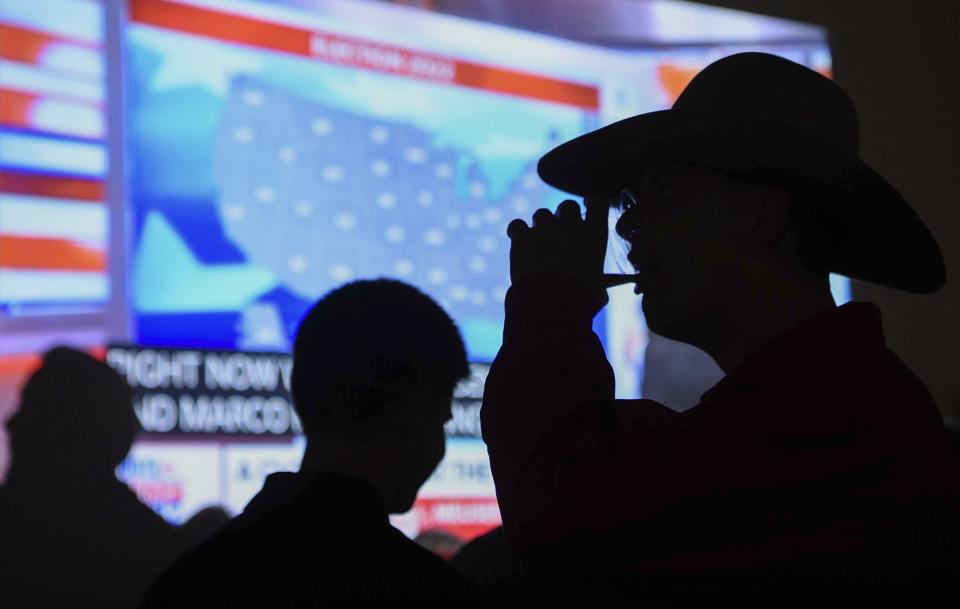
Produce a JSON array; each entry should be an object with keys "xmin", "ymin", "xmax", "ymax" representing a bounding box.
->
[
  {"xmin": 0, "ymin": 0, "xmax": 842, "ymax": 542},
  {"xmin": 125, "ymin": 0, "xmax": 610, "ymax": 361},
  {"xmin": 0, "ymin": 0, "xmax": 109, "ymax": 316}
]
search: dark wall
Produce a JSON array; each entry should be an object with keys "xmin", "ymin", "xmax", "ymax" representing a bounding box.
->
[{"xmin": 696, "ymin": 0, "xmax": 960, "ymax": 418}]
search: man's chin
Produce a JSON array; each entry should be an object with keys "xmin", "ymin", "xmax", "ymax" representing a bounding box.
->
[{"xmin": 387, "ymin": 491, "xmax": 418, "ymax": 515}]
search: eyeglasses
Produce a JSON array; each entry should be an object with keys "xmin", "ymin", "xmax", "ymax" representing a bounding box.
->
[
  {"xmin": 615, "ymin": 167, "xmax": 681, "ymax": 230},
  {"xmin": 613, "ymin": 188, "xmax": 652, "ymax": 243},
  {"xmin": 606, "ymin": 188, "xmax": 649, "ymax": 276},
  {"xmin": 605, "ymin": 175, "xmax": 677, "ymax": 276}
]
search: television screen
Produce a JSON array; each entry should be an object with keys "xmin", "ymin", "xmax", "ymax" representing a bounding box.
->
[
  {"xmin": 1, "ymin": 0, "xmax": 844, "ymax": 542},
  {"xmin": 0, "ymin": 0, "xmax": 109, "ymax": 317},
  {"xmin": 125, "ymin": 0, "xmax": 617, "ymax": 362}
]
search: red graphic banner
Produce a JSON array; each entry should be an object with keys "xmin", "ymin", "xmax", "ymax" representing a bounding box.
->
[{"xmin": 130, "ymin": 0, "xmax": 599, "ymax": 110}]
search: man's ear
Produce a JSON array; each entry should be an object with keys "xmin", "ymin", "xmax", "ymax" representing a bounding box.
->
[{"xmin": 746, "ymin": 185, "xmax": 791, "ymax": 246}]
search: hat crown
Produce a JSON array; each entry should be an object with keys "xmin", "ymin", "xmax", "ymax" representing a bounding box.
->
[
  {"xmin": 673, "ymin": 53, "xmax": 859, "ymax": 154},
  {"xmin": 536, "ymin": 52, "xmax": 945, "ymax": 294}
]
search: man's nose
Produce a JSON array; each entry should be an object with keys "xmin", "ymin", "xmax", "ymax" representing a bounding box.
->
[{"xmin": 615, "ymin": 211, "xmax": 638, "ymax": 240}]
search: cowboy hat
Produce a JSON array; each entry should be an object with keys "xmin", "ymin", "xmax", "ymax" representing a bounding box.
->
[{"xmin": 537, "ymin": 52, "xmax": 945, "ymax": 294}]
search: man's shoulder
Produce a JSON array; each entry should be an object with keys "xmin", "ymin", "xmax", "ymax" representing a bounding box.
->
[
  {"xmin": 385, "ymin": 526, "xmax": 465, "ymax": 574},
  {"xmin": 377, "ymin": 528, "xmax": 476, "ymax": 604},
  {"xmin": 140, "ymin": 518, "xmax": 250, "ymax": 608},
  {"xmin": 141, "ymin": 510, "xmax": 472, "ymax": 607}
]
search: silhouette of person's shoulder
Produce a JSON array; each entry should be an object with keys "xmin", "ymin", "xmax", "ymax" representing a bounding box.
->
[
  {"xmin": 451, "ymin": 526, "xmax": 528, "ymax": 602},
  {"xmin": 143, "ymin": 471, "xmax": 474, "ymax": 608},
  {"xmin": 0, "ymin": 347, "xmax": 184, "ymax": 608}
]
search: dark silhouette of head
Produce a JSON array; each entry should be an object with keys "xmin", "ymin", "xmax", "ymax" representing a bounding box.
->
[
  {"xmin": 614, "ymin": 161, "xmax": 839, "ymax": 368},
  {"xmin": 538, "ymin": 53, "xmax": 943, "ymax": 373},
  {"xmin": 7, "ymin": 346, "xmax": 138, "ymax": 484},
  {"xmin": 292, "ymin": 279, "xmax": 469, "ymax": 512}
]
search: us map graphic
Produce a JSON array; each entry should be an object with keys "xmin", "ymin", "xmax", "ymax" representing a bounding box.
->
[
  {"xmin": 213, "ymin": 75, "xmax": 551, "ymax": 354},
  {"xmin": 127, "ymin": 0, "xmax": 599, "ymax": 360}
]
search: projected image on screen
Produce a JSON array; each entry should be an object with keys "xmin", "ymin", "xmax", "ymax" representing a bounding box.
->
[
  {"xmin": 0, "ymin": 0, "xmax": 109, "ymax": 316},
  {"xmin": 115, "ymin": 0, "xmax": 846, "ymax": 538},
  {"xmin": 126, "ymin": 0, "xmax": 599, "ymax": 361}
]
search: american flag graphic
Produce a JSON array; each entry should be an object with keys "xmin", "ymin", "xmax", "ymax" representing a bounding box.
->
[
  {"xmin": 213, "ymin": 74, "xmax": 555, "ymax": 322},
  {"xmin": 0, "ymin": 0, "xmax": 108, "ymax": 311}
]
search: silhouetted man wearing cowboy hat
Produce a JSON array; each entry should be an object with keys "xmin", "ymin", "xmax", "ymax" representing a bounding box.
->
[{"xmin": 482, "ymin": 52, "xmax": 960, "ymax": 605}]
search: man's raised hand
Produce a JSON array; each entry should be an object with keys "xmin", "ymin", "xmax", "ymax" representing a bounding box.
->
[{"xmin": 506, "ymin": 197, "xmax": 609, "ymax": 312}]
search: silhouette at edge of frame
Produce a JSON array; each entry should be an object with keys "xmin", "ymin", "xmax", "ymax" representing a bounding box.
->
[
  {"xmin": 0, "ymin": 347, "xmax": 188, "ymax": 608},
  {"xmin": 141, "ymin": 278, "xmax": 477, "ymax": 608},
  {"xmin": 483, "ymin": 52, "xmax": 960, "ymax": 606}
]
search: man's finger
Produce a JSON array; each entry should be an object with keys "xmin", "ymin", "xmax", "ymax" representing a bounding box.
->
[
  {"xmin": 532, "ymin": 208, "xmax": 555, "ymax": 228},
  {"xmin": 584, "ymin": 196, "xmax": 609, "ymax": 249},
  {"xmin": 506, "ymin": 218, "xmax": 530, "ymax": 240},
  {"xmin": 555, "ymin": 199, "xmax": 582, "ymax": 224}
]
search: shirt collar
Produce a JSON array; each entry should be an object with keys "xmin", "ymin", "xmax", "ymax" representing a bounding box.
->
[{"xmin": 700, "ymin": 302, "xmax": 885, "ymax": 402}]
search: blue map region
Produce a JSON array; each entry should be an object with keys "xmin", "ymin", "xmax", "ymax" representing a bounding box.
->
[
  {"xmin": 215, "ymin": 75, "xmax": 553, "ymax": 334},
  {"xmin": 128, "ymin": 26, "xmax": 595, "ymax": 360}
]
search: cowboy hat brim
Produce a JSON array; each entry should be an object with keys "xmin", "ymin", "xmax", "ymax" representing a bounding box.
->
[{"xmin": 537, "ymin": 109, "xmax": 946, "ymax": 294}]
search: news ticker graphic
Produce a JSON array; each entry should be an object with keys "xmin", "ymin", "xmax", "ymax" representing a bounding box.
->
[
  {"xmin": 117, "ymin": 428, "xmax": 499, "ymax": 537},
  {"xmin": 105, "ymin": 345, "xmax": 486, "ymax": 437},
  {"xmin": 106, "ymin": 345, "xmax": 301, "ymax": 436},
  {"xmin": 117, "ymin": 441, "xmax": 224, "ymax": 523}
]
